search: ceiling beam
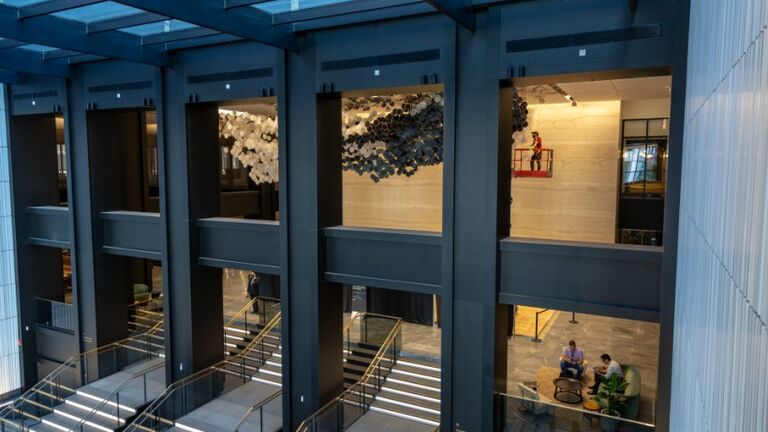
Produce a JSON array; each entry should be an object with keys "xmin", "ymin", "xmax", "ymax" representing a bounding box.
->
[
  {"xmin": 141, "ymin": 27, "xmax": 219, "ymax": 46},
  {"xmin": 111, "ymin": 0, "xmax": 298, "ymax": 51},
  {"xmin": 0, "ymin": 4, "xmax": 167, "ymax": 66},
  {"xmin": 223, "ymin": 0, "xmax": 272, "ymax": 9},
  {"xmin": 86, "ymin": 11, "xmax": 167, "ymax": 34},
  {"xmin": 40, "ymin": 48, "xmax": 82, "ymax": 60},
  {"xmin": 289, "ymin": 2, "xmax": 434, "ymax": 33},
  {"xmin": 0, "ymin": 69, "xmax": 23, "ymax": 84},
  {"xmin": 18, "ymin": 0, "xmax": 105, "ymax": 19},
  {"xmin": 424, "ymin": 0, "xmax": 475, "ymax": 31},
  {"xmin": 0, "ymin": 38, "xmax": 26, "ymax": 49},
  {"xmin": 273, "ymin": 0, "xmax": 421, "ymax": 25},
  {"xmin": 0, "ymin": 48, "xmax": 72, "ymax": 77},
  {"xmin": 162, "ymin": 33, "xmax": 241, "ymax": 52}
]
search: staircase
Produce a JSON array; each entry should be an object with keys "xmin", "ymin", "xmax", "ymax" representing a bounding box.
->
[
  {"xmin": 124, "ymin": 299, "xmax": 283, "ymax": 432},
  {"xmin": 0, "ymin": 312, "xmax": 165, "ymax": 432},
  {"xmin": 296, "ymin": 313, "xmax": 402, "ymax": 432},
  {"xmin": 343, "ymin": 341, "xmax": 381, "ymax": 388},
  {"xmin": 369, "ymin": 357, "xmax": 441, "ymax": 427},
  {"xmin": 223, "ymin": 297, "xmax": 283, "ymax": 387},
  {"xmin": 126, "ymin": 306, "xmax": 165, "ymax": 357}
]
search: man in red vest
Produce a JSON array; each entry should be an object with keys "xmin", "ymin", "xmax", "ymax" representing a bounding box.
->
[{"xmin": 529, "ymin": 131, "xmax": 543, "ymax": 171}]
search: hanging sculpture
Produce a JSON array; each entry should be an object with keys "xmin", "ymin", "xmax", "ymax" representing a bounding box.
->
[
  {"xmin": 509, "ymin": 88, "xmax": 529, "ymax": 143},
  {"xmin": 341, "ymin": 93, "xmax": 444, "ymax": 182},
  {"xmin": 218, "ymin": 110, "xmax": 278, "ymax": 185},
  {"xmin": 218, "ymin": 93, "xmax": 452, "ymax": 185}
]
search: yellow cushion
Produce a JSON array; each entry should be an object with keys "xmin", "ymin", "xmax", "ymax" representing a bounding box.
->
[{"xmin": 583, "ymin": 400, "xmax": 600, "ymax": 411}]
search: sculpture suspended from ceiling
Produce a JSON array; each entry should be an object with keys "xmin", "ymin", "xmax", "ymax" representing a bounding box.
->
[
  {"xmin": 217, "ymin": 90, "xmax": 526, "ymax": 185},
  {"xmin": 218, "ymin": 110, "xmax": 278, "ymax": 185},
  {"xmin": 341, "ymin": 93, "xmax": 444, "ymax": 182}
]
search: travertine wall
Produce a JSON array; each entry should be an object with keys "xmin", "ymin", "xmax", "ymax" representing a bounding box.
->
[
  {"xmin": 510, "ymin": 100, "xmax": 621, "ymax": 243},
  {"xmin": 672, "ymin": 1, "xmax": 768, "ymax": 430},
  {"xmin": 342, "ymin": 164, "xmax": 442, "ymax": 232}
]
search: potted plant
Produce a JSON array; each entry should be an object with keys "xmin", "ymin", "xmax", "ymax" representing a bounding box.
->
[{"xmin": 593, "ymin": 374, "xmax": 628, "ymax": 432}]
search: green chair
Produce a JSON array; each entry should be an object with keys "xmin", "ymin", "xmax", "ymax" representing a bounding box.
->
[
  {"xmin": 133, "ymin": 283, "xmax": 151, "ymax": 303},
  {"xmin": 596, "ymin": 364, "xmax": 641, "ymax": 420}
]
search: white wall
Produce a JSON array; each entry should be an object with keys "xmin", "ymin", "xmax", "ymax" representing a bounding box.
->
[
  {"xmin": 0, "ymin": 85, "xmax": 21, "ymax": 397},
  {"xmin": 672, "ymin": 1, "xmax": 768, "ymax": 430}
]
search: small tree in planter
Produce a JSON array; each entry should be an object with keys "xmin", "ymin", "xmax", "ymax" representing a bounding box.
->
[{"xmin": 593, "ymin": 374, "xmax": 629, "ymax": 432}]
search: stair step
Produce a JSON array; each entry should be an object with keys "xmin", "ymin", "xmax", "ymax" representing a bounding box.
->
[
  {"xmin": 392, "ymin": 362, "xmax": 441, "ymax": 379},
  {"xmin": 380, "ymin": 380, "xmax": 441, "ymax": 400},
  {"xmin": 55, "ymin": 400, "xmax": 125, "ymax": 430},
  {"xmin": 370, "ymin": 399, "xmax": 441, "ymax": 425},
  {"xmin": 389, "ymin": 368, "xmax": 441, "ymax": 387},
  {"xmin": 397, "ymin": 357, "xmax": 441, "ymax": 371},
  {"xmin": 251, "ymin": 370, "xmax": 282, "ymax": 387},
  {"xmin": 375, "ymin": 390, "xmax": 441, "ymax": 413},
  {"xmin": 258, "ymin": 362, "xmax": 283, "ymax": 376},
  {"xmin": 32, "ymin": 410, "xmax": 108, "ymax": 432}
]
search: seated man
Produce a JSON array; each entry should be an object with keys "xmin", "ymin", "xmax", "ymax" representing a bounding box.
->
[
  {"xmin": 588, "ymin": 353, "xmax": 623, "ymax": 395},
  {"xmin": 559, "ymin": 339, "xmax": 585, "ymax": 379}
]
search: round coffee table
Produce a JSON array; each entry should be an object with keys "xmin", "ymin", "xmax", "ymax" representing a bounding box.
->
[{"xmin": 552, "ymin": 377, "xmax": 585, "ymax": 403}]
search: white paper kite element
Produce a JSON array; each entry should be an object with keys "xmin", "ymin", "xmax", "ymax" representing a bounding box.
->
[{"xmin": 218, "ymin": 110, "xmax": 278, "ymax": 185}]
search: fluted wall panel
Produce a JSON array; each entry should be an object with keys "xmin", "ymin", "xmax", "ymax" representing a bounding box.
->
[
  {"xmin": 0, "ymin": 85, "xmax": 20, "ymax": 396},
  {"xmin": 672, "ymin": 1, "xmax": 768, "ymax": 430}
]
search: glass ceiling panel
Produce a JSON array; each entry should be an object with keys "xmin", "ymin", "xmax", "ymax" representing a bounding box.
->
[
  {"xmin": 0, "ymin": 0, "xmax": 48, "ymax": 6},
  {"xmin": 120, "ymin": 19, "xmax": 197, "ymax": 36},
  {"xmin": 253, "ymin": 0, "xmax": 354, "ymax": 15},
  {"xmin": 52, "ymin": 2, "xmax": 144, "ymax": 24},
  {"xmin": 0, "ymin": 0, "xmax": 47, "ymax": 7},
  {"xmin": 18, "ymin": 44, "xmax": 57, "ymax": 52}
]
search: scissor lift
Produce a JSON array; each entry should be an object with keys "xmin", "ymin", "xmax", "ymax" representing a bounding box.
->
[{"xmin": 513, "ymin": 147, "xmax": 554, "ymax": 178}]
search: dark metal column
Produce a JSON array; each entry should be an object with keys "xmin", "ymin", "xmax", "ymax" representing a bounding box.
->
[
  {"xmin": 656, "ymin": 0, "xmax": 690, "ymax": 430},
  {"xmin": 444, "ymin": 10, "xmax": 510, "ymax": 431},
  {"xmin": 8, "ymin": 112, "xmax": 64, "ymax": 387},
  {"xmin": 160, "ymin": 62, "xmax": 224, "ymax": 383},
  {"xmin": 281, "ymin": 38, "xmax": 344, "ymax": 430}
]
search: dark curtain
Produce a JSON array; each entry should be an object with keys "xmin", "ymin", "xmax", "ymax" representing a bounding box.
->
[
  {"xmin": 257, "ymin": 274, "xmax": 281, "ymax": 299},
  {"xmin": 366, "ymin": 287, "xmax": 433, "ymax": 325},
  {"xmin": 342, "ymin": 284, "xmax": 353, "ymax": 312}
]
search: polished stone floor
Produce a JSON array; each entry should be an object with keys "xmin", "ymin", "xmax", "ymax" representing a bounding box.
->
[{"xmin": 223, "ymin": 268, "xmax": 252, "ymax": 320}]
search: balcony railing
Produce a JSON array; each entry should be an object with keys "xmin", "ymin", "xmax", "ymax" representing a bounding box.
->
[
  {"xmin": 496, "ymin": 391, "xmax": 655, "ymax": 432},
  {"xmin": 36, "ymin": 298, "xmax": 75, "ymax": 334}
]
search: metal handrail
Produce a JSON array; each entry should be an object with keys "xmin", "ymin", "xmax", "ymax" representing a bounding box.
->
[
  {"xmin": 0, "ymin": 318, "xmax": 164, "ymax": 426},
  {"xmin": 531, "ymin": 308, "xmax": 550, "ymax": 343},
  {"xmin": 66, "ymin": 362, "xmax": 165, "ymax": 431},
  {"xmin": 224, "ymin": 297, "xmax": 259, "ymax": 329},
  {"xmin": 296, "ymin": 314, "xmax": 402, "ymax": 431},
  {"xmin": 125, "ymin": 312, "xmax": 282, "ymax": 431},
  {"xmin": 342, "ymin": 311, "xmax": 401, "ymax": 351},
  {"xmin": 232, "ymin": 389, "xmax": 282, "ymax": 432}
]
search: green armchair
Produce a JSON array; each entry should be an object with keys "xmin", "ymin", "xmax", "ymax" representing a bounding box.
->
[
  {"xmin": 133, "ymin": 283, "xmax": 151, "ymax": 303},
  {"xmin": 596, "ymin": 364, "xmax": 641, "ymax": 420}
]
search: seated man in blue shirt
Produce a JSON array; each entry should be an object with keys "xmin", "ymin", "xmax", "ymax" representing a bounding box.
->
[{"xmin": 560, "ymin": 340, "xmax": 585, "ymax": 379}]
